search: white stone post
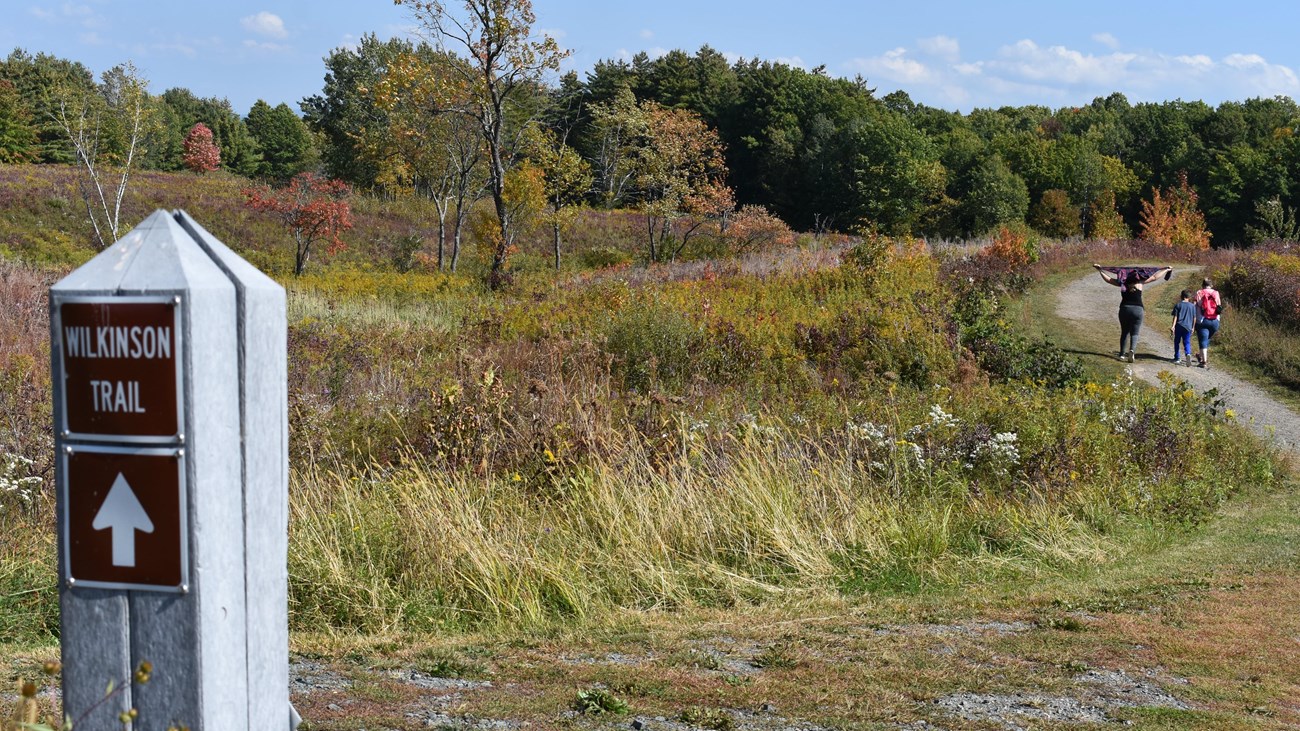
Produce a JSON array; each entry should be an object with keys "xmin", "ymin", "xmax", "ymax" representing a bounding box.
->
[{"xmin": 50, "ymin": 210, "xmax": 294, "ymax": 729}]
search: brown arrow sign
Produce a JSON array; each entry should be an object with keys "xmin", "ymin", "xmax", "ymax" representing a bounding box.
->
[
  {"xmin": 62, "ymin": 445, "xmax": 188, "ymax": 592},
  {"xmin": 56, "ymin": 297, "xmax": 182, "ymax": 442}
]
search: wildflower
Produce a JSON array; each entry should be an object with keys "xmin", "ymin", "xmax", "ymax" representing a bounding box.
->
[
  {"xmin": 927, "ymin": 404, "xmax": 959, "ymax": 429},
  {"xmin": 1, "ymin": 453, "xmax": 42, "ymax": 509}
]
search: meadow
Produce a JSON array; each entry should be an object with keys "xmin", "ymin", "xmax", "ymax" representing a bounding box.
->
[{"xmin": 3, "ymin": 165, "xmax": 1296, "ymax": 651}]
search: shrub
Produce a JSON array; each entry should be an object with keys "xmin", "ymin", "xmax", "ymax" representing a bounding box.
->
[
  {"xmin": 1139, "ymin": 172, "xmax": 1211, "ymax": 252},
  {"xmin": 578, "ymin": 245, "xmax": 633, "ymax": 270},
  {"xmin": 983, "ymin": 224, "xmax": 1040, "ymax": 268},
  {"xmin": 956, "ymin": 290, "xmax": 1084, "ymax": 388},
  {"xmin": 1220, "ymin": 242, "xmax": 1300, "ymax": 330},
  {"xmin": 1030, "ymin": 188, "xmax": 1080, "ymax": 239},
  {"xmin": 604, "ymin": 298, "xmax": 704, "ymax": 391},
  {"xmin": 722, "ymin": 204, "xmax": 796, "ymax": 255}
]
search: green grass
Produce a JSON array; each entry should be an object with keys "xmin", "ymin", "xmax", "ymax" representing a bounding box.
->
[{"xmin": 274, "ymin": 474, "xmax": 1300, "ymax": 730}]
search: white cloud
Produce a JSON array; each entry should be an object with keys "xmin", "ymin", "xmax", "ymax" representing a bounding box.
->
[
  {"xmin": 773, "ymin": 55, "xmax": 807, "ymax": 69},
  {"xmin": 847, "ymin": 48, "xmax": 934, "ymax": 84},
  {"xmin": 1221, "ymin": 53, "xmax": 1300, "ymax": 95},
  {"xmin": 31, "ymin": 3, "xmax": 103, "ymax": 28},
  {"xmin": 987, "ymin": 39, "xmax": 1138, "ymax": 86},
  {"xmin": 243, "ymin": 38, "xmax": 290, "ymax": 53},
  {"xmin": 1175, "ymin": 53, "xmax": 1215, "ymax": 69},
  {"xmin": 616, "ymin": 46, "xmax": 668, "ymax": 61},
  {"xmin": 640, "ymin": 29, "xmax": 654, "ymax": 40},
  {"xmin": 241, "ymin": 11, "xmax": 287, "ymax": 39},
  {"xmin": 837, "ymin": 35, "xmax": 1300, "ymax": 111},
  {"xmin": 1092, "ymin": 32, "xmax": 1120, "ymax": 50},
  {"xmin": 150, "ymin": 40, "xmax": 198, "ymax": 58},
  {"xmin": 917, "ymin": 35, "xmax": 960, "ymax": 61}
]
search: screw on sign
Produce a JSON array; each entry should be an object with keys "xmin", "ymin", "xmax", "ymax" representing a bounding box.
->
[{"xmin": 62, "ymin": 445, "xmax": 186, "ymax": 591}]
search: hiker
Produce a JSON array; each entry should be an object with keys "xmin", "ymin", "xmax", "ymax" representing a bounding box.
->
[
  {"xmin": 1194, "ymin": 278, "xmax": 1223, "ymax": 369},
  {"xmin": 1093, "ymin": 264, "xmax": 1174, "ymax": 362},
  {"xmin": 1170, "ymin": 289, "xmax": 1196, "ymax": 366}
]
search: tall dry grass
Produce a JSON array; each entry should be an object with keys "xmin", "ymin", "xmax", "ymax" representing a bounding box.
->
[
  {"xmin": 0, "ymin": 260, "xmax": 58, "ymax": 642},
  {"xmin": 288, "ymin": 370, "xmax": 1272, "ymax": 633}
]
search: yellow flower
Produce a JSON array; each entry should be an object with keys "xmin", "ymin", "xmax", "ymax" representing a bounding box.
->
[{"xmin": 1224, "ymin": 409, "xmax": 1236, "ymax": 420}]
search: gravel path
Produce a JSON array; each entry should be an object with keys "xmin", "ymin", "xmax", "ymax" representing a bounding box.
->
[{"xmin": 1055, "ymin": 269, "xmax": 1300, "ymax": 455}]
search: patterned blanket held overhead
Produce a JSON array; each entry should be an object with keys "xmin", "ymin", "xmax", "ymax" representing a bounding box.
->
[{"xmin": 1100, "ymin": 266, "xmax": 1172, "ymax": 291}]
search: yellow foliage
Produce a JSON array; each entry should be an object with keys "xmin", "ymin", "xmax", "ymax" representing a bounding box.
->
[{"xmin": 1139, "ymin": 172, "xmax": 1211, "ymax": 252}]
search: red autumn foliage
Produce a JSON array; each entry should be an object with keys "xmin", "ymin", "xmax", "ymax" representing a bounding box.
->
[
  {"xmin": 722, "ymin": 204, "xmax": 795, "ymax": 255},
  {"xmin": 181, "ymin": 123, "xmax": 221, "ymax": 173},
  {"xmin": 243, "ymin": 173, "xmax": 354, "ymax": 275}
]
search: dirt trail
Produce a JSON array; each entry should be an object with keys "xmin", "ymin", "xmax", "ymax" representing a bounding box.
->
[{"xmin": 1055, "ymin": 269, "xmax": 1300, "ymax": 455}]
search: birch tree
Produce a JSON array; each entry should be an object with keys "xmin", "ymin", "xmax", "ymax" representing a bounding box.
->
[
  {"xmin": 52, "ymin": 61, "xmax": 155, "ymax": 248},
  {"xmin": 396, "ymin": 0, "xmax": 569, "ymax": 288},
  {"xmin": 370, "ymin": 50, "xmax": 486, "ymax": 271}
]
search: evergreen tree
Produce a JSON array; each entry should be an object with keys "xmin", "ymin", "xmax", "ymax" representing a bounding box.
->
[{"xmin": 246, "ymin": 100, "xmax": 314, "ymax": 180}]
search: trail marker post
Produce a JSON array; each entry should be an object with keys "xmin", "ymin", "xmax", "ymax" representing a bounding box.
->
[{"xmin": 50, "ymin": 210, "xmax": 296, "ymax": 729}]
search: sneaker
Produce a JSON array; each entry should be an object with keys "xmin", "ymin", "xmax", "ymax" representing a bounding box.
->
[
  {"xmin": 1126, "ymin": 351, "xmax": 1135, "ymax": 363},
  {"xmin": 1117, "ymin": 352, "xmax": 1126, "ymax": 361},
  {"xmin": 1182, "ymin": 357, "xmax": 1192, "ymax": 367}
]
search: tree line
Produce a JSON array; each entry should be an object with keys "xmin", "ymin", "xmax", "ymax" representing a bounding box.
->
[
  {"xmin": 5, "ymin": 6, "xmax": 1300, "ymax": 263},
  {"xmin": 0, "ymin": 50, "xmax": 317, "ymax": 181}
]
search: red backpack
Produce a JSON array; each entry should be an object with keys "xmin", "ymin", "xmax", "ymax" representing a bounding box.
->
[{"xmin": 1201, "ymin": 293, "xmax": 1218, "ymax": 318}]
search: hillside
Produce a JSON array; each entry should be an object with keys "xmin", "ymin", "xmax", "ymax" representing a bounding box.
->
[{"xmin": 3, "ymin": 165, "xmax": 1300, "ymax": 729}]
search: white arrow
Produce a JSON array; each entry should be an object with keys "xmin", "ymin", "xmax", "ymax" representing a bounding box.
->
[{"xmin": 92, "ymin": 473, "xmax": 154, "ymax": 568}]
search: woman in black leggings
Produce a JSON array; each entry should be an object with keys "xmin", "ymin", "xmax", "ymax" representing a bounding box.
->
[{"xmin": 1094, "ymin": 264, "xmax": 1173, "ymax": 362}]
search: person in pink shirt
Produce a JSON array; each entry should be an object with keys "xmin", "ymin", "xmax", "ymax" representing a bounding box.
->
[{"xmin": 1193, "ymin": 278, "xmax": 1222, "ymax": 368}]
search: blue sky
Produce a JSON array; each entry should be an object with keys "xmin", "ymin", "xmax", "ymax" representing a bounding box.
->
[{"xmin": 6, "ymin": 1, "xmax": 1300, "ymax": 116}]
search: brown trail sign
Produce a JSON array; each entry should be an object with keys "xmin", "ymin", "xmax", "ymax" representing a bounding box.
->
[{"xmin": 57, "ymin": 297, "xmax": 182, "ymax": 441}]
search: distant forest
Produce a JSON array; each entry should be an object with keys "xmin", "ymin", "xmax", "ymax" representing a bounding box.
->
[{"xmin": 5, "ymin": 39, "xmax": 1300, "ymax": 247}]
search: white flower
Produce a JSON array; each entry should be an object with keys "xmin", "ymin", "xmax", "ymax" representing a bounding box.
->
[{"xmin": 0, "ymin": 454, "xmax": 42, "ymax": 510}]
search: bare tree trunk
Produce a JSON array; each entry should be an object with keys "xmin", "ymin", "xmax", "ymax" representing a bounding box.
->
[
  {"xmin": 646, "ymin": 214, "xmax": 658, "ymax": 263},
  {"xmin": 553, "ymin": 217, "xmax": 562, "ymax": 271},
  {"xmin": 451, "ymin": 199, "xmax": 471, "ymax": 273},
  {"xmin": 488, "ymin": 143, "xmax": 511, "ymax": 288},
  {"xmin": 294, "ymin": 233, "xmax": 310, "ymax": 276},
  {"xmin": 431, "ymin": 193, "xmax": 450, "ymax": 271}
]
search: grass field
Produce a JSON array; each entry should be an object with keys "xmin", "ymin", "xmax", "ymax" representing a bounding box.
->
[{"xmin": 3, "ymin": 166, "xmax": 1299, "ymax": 730}]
